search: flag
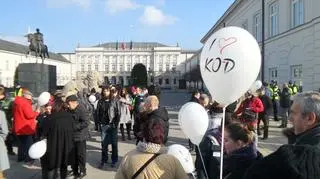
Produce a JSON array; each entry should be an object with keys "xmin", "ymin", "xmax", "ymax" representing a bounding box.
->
[
  {"xmin": 130, "ymin": 41, "xmax": 133, "ymax": 50},
  {"xmin": 116, "ymin": 41, "xmax": 119, "ymax": 50},
  {"xmin": 121, "ymin": 42, "xmax": 126, "ymax": 50}
]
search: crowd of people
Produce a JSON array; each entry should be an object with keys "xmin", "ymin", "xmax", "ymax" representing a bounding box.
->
[
  {"xmin": 187, "ymin": 80, "xmax": 320, "ymax": 179},
  {"xmin": 0, "ymin": 79, "xmax": 320, "ymax": 179}
]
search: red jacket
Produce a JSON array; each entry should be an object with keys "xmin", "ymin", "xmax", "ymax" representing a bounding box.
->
[
  {"xmin": 236, "ymin": 97, "xmax": 264, "ymax": 115},
  {"xmin": 13, "ymin": 96, "xmax": 39, "ymax": 135}
]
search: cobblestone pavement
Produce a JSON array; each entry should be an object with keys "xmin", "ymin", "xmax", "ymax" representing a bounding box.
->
[{"xmin": 4, "ymin": 91, "xmax": 288, "ymax": 179}]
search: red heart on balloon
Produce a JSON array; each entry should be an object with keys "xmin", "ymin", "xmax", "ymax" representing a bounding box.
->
[{"xmin": 219, "ymin": 37, "xmax": 237, "ymax": 55}]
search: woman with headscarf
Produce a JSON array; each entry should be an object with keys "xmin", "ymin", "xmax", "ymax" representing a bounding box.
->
[{"xmin": 115, "ymin": 110, "xmax": 188, "ymax": 179}]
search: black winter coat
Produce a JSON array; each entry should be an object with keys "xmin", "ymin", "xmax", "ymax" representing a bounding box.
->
[
  {"xmin": 223, "ymin": 143, "xmax": 263, "ymax": 179},
  {"xmin": 195, "ymin": 129, "xmax": 221, "ymax": 179},
  {"xmin": 41, "ymin": 111, "xmax": 74, "ymax": 170},
  {"xmin": 70, "ymin": 104, "xmax": 90, "ymax": 141},
  {"xmin": 243, "ymin": 145, "xmax": 320, "ymax": 179},
  {"xmin": 244, "ymin": 124, "xmax": 320, "ymax": 179},
  {"xmin": 109, "ymin": 97, "xmax": 121, "ymax": 128},
  {"xmin": 96, "ymin": 98, "xmax": 111, "ymax": 125},
  {"xmin": 259, "ymin": 95, "xmax": 273, "ymax": 115},
  {"xmin": 280, "ymin": 88, "xmax": 291, "ymax": 108}
]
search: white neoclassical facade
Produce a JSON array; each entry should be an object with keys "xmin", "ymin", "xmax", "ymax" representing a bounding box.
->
[
  {"xmin": 0, "ymin": 39, "xmax": 72, "ymax": 87},
  {"xmin": 60, "ymin": 42, "xmax": 195, "ymax": 88},
  {"xmin": 201, "ymin": 0, "xmax": 320, "ymax": 91}
]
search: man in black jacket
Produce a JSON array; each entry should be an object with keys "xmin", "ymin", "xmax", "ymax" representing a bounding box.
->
[
  {"xmin": 66, "ymin": 95, "xmax": 89, "ymax": 179},
  {"xmin": 143, "ymin": 96, "xmax": 169, "ymax": 144},
  {"xmin": 244, "ymin": 91, "xmax": 320, "ymax": 179}
]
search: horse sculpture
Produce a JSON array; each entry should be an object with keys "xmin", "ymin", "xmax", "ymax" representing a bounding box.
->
[{"xmin": 25, "ymin": 33, "xmax": 49, "ymax": 61}]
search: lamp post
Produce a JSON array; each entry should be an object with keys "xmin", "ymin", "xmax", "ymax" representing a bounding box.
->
[
  {"xmin": 148, "ymin": 68, "xmax": 154, "ymax": 85},
  {"xmin": 261, "ymin": 0, "xmax": 265, "ymax": 82}
]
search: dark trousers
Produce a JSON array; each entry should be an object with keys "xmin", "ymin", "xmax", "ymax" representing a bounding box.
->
[
  {"xmin": 257, "ymin": 113, "xmax": 269, "ymax": 139},
  {"xmin": 41, "ymin": 155, "xmax": 68, "ymax": 179},
  {"xmin": 17, "ymin": 135, "xmax": 34, "ymax": 162},
  {"xmin": 119, "ymin": 123, "xmax": 132, "ymax": 140},
  {"xmin": 5, "ymin": 133, "xmax": 15, "ymax": 153},
  {"xmin": 100, "ymin": 125, "xmax": 118, "ymax": 163},
  {"xmin": 272, "ymin": 100, "xmax": 279, "ymax": 121},
  {"xmin": 71, "ymin": 141, "xmax": 86, "ymax": 175}
]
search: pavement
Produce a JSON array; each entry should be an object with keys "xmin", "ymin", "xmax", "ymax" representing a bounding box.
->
[{"xmin": 4, "ymin": 91, "xmax": 288, "ymax": 179}]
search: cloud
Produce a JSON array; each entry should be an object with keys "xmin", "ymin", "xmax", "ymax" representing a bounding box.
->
[
  {"xmin": 0, "ymin": 35, "xmax": 28, "ymax": 46},
  {"xmin": 105, "ymin": 0, "xmax": 140, "ymax": 14},
  {"xmin": 155, "ymin": 0, "xmax": 165, "ymax": 6},
  {"xmin": 139, "ymin": 6, "xmax": 177, "ymax": 26},
  {"xmin": 46, "ymin": 0, "xmax": 91, "ymax": 9}
]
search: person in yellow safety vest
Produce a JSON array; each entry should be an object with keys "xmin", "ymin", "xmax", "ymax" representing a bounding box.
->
[
  {"xmin": 14, "ymin": 85, "xmax": 23, "ymax": 97},
  {"xmin": 271, "ymin": 80, "xmax": 280, "ymax": 121},
  {"xmin": 288, "ymin": 81, "xmax": 298, "ymax": 95}
]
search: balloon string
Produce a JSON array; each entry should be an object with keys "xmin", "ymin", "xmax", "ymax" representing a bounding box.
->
[
  {"xmin": 197, "ymin": 145, "xmax": 209, "ymax": 179},
  {"xmin": 220, "ymin": 107, "xmax": 226, "ymax": 179}
]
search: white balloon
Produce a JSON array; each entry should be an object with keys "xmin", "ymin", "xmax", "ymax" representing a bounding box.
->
[
  {"xmin": 88, "ymin": 95, "xmax": 96, "ymax": 103},
  {"xmin": 38, "ymin": 92, "xmax": 51, "ymax": 106},
  {"xmin": 250, "ymin": 80, "xmax": 262, "ymax": 92},
  {"xmin": 200, "ymin": 26, "xmax": 261, "ymax": 105},
  {"xmin": 167, "ymin": 144, "xmax": 195, "ymax": 173},
  {"xmin": 28, "ymin": 139, "xmax": 47, "ymax": 159},
  {"xmin": 179, "ymin": 102, "xmax": 209, "ymax": 145}
]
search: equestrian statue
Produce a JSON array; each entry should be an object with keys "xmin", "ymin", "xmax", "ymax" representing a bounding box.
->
[{"xmin": 25, "ymin": 28, "xmax": 49, "ymax": 61}]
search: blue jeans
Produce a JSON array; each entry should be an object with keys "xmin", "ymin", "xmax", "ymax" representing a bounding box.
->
[{"xmin": 100, "ymin": 124, "xmax": 118, "ymax": 163}]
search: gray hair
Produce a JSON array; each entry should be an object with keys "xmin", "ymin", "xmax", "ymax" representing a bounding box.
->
[{"xmin": 292, "ymin": 91, "xmax": 320, "ymax": 121}]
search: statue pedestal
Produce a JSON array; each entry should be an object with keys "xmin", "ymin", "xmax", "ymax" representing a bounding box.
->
[{"xmin": 16, "ymin": 63, "xmax": 57, "ymax": 96}]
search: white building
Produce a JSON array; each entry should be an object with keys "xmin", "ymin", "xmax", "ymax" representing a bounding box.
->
[
  {"xmin": 201, "ymin": 0, "xmax": 320, "ymax": 91},
  {"xmin": 60, "ymin": 42, "xmax": 195, "ymax": 89},
  {"xmin": 0, "ymin": 39, "xmax": 72, "ymax": 87}
]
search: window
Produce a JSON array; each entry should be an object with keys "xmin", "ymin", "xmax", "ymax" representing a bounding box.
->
[
  {"xmin": 105, "ymin": 64, "xmax": 109, "ymax": 72},
  {"xmin": 269, "ymin": 67, "xmax": 278, "ymax": 80},
  {"xmin": 269, "ymin": 2, "xmax": 279, "ymax": 37},
  {"xmin": 159, "ymin": 64, "xmax": 163, "ymax": 72},
  {"xmin": 88, "ymin": 64, "xmax": 91, "ymax": 71},
  {"xmin": 292, "ymin": 0, "xmax": 304, "ymax": 27},
  {"xmin": 159, "ymin": 55, "xmax": 163, "ymax": 64},
  {"xmin": 166, "ymin": 63, "xmax": 170, "ymax": 71},
  {"xmin": 159, "ymin": 78, "xmax": 163, "ymax": 85},
  {"xmin": 174, "ymin": 78, "xmax": 177, "ymax": 85},
  {"xmin": 291, "ymin": 65, "xmax": 302, "ymax": 79},
  {"xmin": 165, "ymin": 78, "xmax": 169, "ymax": 84},
  {"xmin": 95, "ymin": 64, "xmax": 99, "ymax": 71},
  {"xmin": 127, "ymin": 63, "xmax": 131, "ymax": 71},
  {"xmin": 111, "ymin": 64, "xmax": 116, "ymax": 72},
  {"xmin": 119, "ymin": 64, "xmax": 124, "ymax": 72},
  {"xmin": 81, "ymin": 64, "xmax": 85, "ymax": 72},
  {"xmin": 254, "ymin": 13, "xmax": 262, "ymax": 42}
]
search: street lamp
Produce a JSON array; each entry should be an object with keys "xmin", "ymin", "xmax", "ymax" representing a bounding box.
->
[
  {"xmin": 148, "ymin": 68, "xmax": 154, "ymax": 85},
  {"xmin": 261, "ymin": 0, "xmax": 265, "ymax": 82}
]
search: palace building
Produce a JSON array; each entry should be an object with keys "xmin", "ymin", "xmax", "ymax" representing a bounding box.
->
[{"xmin": 60, "ymin": 42, "xmax": 195, "ymax": 89}]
